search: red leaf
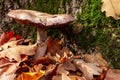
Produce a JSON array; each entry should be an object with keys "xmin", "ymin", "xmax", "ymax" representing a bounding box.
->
[
  {"xmin": 8, "ymin": 31, "xmax": 14, "ymax": 39},
  {"xmin": 0, "ymin": 31, "xmax": 21, "ymax": 46},
  {"xmin": 15, "ymin": 35, "xmax": 21, "ymax": 40},
  {"xmin": 0, "ymin": 31, "xmax": 7, "ymax": 45}
]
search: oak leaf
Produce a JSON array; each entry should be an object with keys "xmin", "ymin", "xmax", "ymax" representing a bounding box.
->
[
  {"xmin": 0, "ymin": 44, "xmax": 37, "ymax": 62},
  {"xmin": 74, "ymin": 59, "xmax": 102, "ymax": 80},
  {"xmin": 101, "ymin": 0, "xmax": 120, "ymax": 19},
  {"xmin": 0, "ymin": 39, "xmax": 24, "ymax": 51}
]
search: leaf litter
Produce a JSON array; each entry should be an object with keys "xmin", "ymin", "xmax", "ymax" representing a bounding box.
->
[{"xmin": 0, "ymin": 31, "xmax": 119, "ymax": 80}]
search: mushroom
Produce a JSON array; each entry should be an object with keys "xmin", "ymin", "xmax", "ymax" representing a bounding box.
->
[{"xmin": 7, "ymin": 9, "xmax": 75, "ymax": 59}]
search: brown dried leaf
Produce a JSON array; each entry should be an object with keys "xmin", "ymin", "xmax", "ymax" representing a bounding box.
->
[
  {"xmin": 96, "ymin": 68, "xmax": 108, "ymax": 80},
  {"xmin": 52, "ymin": 75, "xmax": 62, "ymax": 80},
  {"xmin": 101, "ymin": 0, "xmax": 120, "ymax": 19},
  {"xmin": 45, "ymin": 64, "xmax": 54, "ymax": 72},
  {"xmin": 61, "ymin": 73, "xmax": 71, "ymax": 80},
  {"xmin": 48, "ymin": 51, "xmax": 73, "ymax": 63},
  {"xmin": 0, "ymin": 73, "xmax": 16, "ymax": 80},
  {"xmin": 32, "ymin": 64, "xmax": 43, "ymax": 72},
  {"xmin": 15, "ymin": 66, "xmax": 30, "ymax": 75},
  {"xmin": 58, "ymin": 47, "xmax": 73, "ymax": 57},
  {"xmin": 62, "ymin": 59, "xmax": 77, "ymax": 71},
  {"xmin": 104, "ymin": 69, "xmax": 120, "ymax": 80},
  {"xmin": 69, "ymin": 75, "xmax": 85, "ymax": 80},
  {"xmin": 0, "ymin": 63, "xmax": 19, "ymax": 80},
  {"xmin": 34, "ymin": 56, "xmax": 52, "ymax": 65},
  {"xmin": 0, "ymin": 58, "xmax": 15, "ymax": 68},
  {"xmin": 47, "ymin": 37, "xmax": 62, "ymax": 56},
  {"xmin": 0, "ymin": 44, "xmax": 37, "ymax": 62},
  {"xmin": 41, "ymin": 64, "xmax": 58, "ymax": 80},
  {"xmin": 52, "ymin": 73, "xmax": 71, "ymax": 80},
  {"xmin": 83, "ymin": 53, "xmax": 108, "ymax": 69},
  {"xmin": 0, "ymin": 39, "xmax": 24, "ymax": 51},
  {"xmin": 74, "ymin": 59, "xmax": 102, "ymax": 80},
  {"xmin": 56, "ymin": 64, "xmax": 69, "ymax": 75}
]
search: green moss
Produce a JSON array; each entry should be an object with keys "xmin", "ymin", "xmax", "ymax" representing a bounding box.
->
[
  {"xmin": 77, "ymin": 0, "xmax": 120, "ymax": 68},
  {"xmin": 25, "ymin": 0, "xmax": 71, "ymax": 14},
  {"xmin": 28, "ymin": 0, "xmax": 59, "ymax": 14}
]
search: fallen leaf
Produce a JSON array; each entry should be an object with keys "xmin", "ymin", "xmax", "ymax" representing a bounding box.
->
[
  {"xmin": 34, "ymin": 56, "xmax": 52, "ymax": 65},
  {"xmin": 60, "ymin": 56, "xmax": 68, "ymax": 63},
  {"xmin": 0, "ymin": 63, "xmax": 19, "ymax": 80},
  {"xmin": 0, "ymin": 73, "xmax": 16, "ymax": 80},
  {"xmin": 61, "ymin": 73, "xmax": 71, "ymax": 80},
  {"xmin": 52, "ymin": 75, "xmax": 61, "ymax": 80},
  {"xmin": 41, "ymin": 64, "xmax": 58, "ymax": 80},
  {"xmin": 58, "ymin": 47, "xmax": 73, "ymax": 57},
  {"xmin": 47, "ymin": 37, "xmax": 62, "ymax": 56},
  {"xmin": 101, "ymin": 0, "xmax": 120, "ymax": 19},
  {"xmin": 56, "ymin": 64, "xmax": 69, "ymax": 75},
  {"xmin": 15, "ymin": 35, "xmax": 21, "ymax": 40},
  {"xmin": 0, "ymin": 31, "xmax": 21, "ymax": 46},
  {"xmin": 74, "ymin": 59, "xmax": 102, "ymax": 80},
  {"xmin": 32, "ymin": 64, "xmax": 43, "ymax": 72},
  {"xmin": 0, "ymin": 39, "xmax": 24, "ymax": 51},
  {"xmin": 45, "ymin": 64, "xmax": 54, "ymax": 72},
  {"xmin": 0, "ymin": 44, "xmax": 37, "ymax": 62},
  {"xmin": 15, "ymin": 65, "xmax": 30, "ymax": 75},
  {"xmin": 104, "ymin": 69, "xmax": 120, "ymax": 80},
  {"xmin": 17, "ymin": 71, "xmax": 45, "ymax": 80},
  {"xmin": 69, "ymin": 75, "xmax": 85, "ymax": 80},
  {"xmin": 3, "ymin": 63, "xmax": 19, "ymax": 75},
  {"xmin": 83, "ymin": 53, "xmax": 108, "ymax": 69},
  {"xmin": 52, "ymin": 73, "xmax": 71, "ymax": 80},
  {"xmin": 96, "ymin": 68, "xmax": 108, "ymax": 80},
  {"xmin": 0, "ymin": 31, "xmax": 8, "ymax": 46},
  {"xmin": 60, "ymin": 51, "xmax": 73, "ymax": 62},
  {"xmin": 0, "ymin": 58, "xmax": 14, "ymax": 68},
  {"xmin": 62, "ymin": 59, "xmax": 77, "ymax": 71},
  {"xmin": 49, "ymin": 51, "xmax": 73, "ymax": 63}
]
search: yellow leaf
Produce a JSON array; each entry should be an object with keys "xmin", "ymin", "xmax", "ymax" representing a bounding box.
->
[{"xmin": 17, "ymin": 70, "xmax": 45, "ymax": 80}]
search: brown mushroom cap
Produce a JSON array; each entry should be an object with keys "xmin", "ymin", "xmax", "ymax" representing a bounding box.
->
[{"xmin": 7, "ymin": 9, "xmax": 75, "ymax": 28}]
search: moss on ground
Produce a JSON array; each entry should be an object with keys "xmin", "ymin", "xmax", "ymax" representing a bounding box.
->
[{"xmin": 77, "ymin": 0, "xmax": 120, "ymax": 68}]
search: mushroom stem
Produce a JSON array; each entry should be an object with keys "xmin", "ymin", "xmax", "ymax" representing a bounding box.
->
[
  {"xmin": 37, "ymin": 27, "xmax": 47, "ymax": 44},
  {"xmin": 34, "ymin": 27, "xmax": 47, "ymax": 59}
]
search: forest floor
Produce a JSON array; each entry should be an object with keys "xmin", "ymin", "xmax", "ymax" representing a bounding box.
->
[{"xmin": 0, "ymin": 31, "xmax": 119, "ymax": 80}]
